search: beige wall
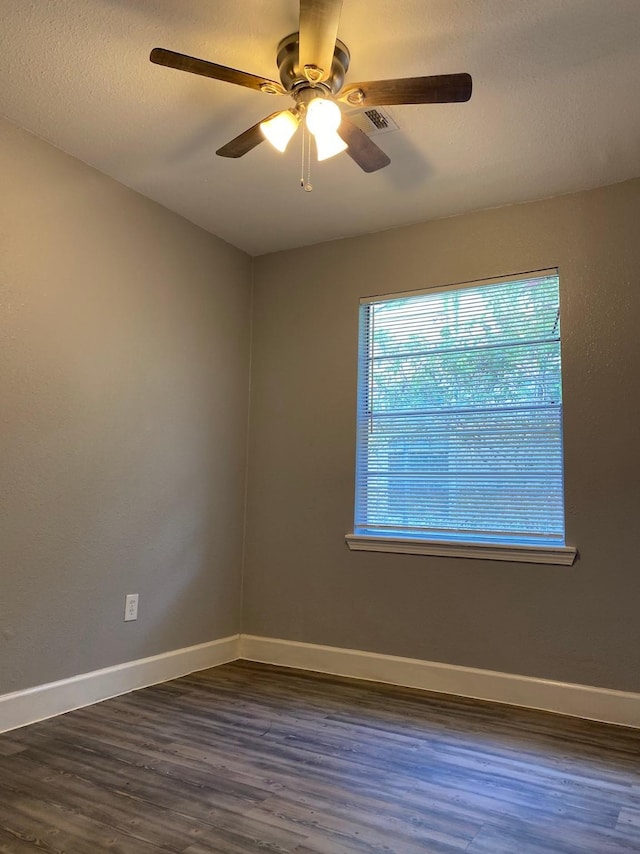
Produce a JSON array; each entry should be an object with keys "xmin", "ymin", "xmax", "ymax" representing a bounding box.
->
[
  {"xmin": 245, "ymin": 177, "xmax": 640, "ymax": 694},
  {"xmin": 0, "ymin": 118, "xmax": 252, "ymax": 694},
  {"xmin": 2, "ymin": 114, "xmax": 638, "ymax": 699}
]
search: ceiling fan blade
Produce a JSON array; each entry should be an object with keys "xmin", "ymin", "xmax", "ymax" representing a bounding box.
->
[
  {"xmin": 338, "ymin": 115, "xmax": 390, "ymax": 173},
  {"xmin": 150, "ymin": 48, "xmax": 285, "ymax": 95},
  {"xmin": 216, "ymin": 113, "xmax": 281, "ymax": 158},
  {"xmin": 298, "ymin": 0, "xmax": 343, "ymax": 83},
  {"xmin": 340, "ymin": 73, "xmax": 472, "ymax": 107}
]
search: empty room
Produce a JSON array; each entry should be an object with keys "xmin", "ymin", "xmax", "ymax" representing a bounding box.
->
[{"xmin": 1, "ymin": 1, "xmax": 639, "ymax": 852}]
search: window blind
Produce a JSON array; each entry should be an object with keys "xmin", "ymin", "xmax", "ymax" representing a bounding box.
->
[{"xmin": 354, "ymin": 271, "xmax": 566, "ymax": 546}]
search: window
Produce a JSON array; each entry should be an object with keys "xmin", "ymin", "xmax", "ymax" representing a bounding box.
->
[{"xmin": 346, "ymin": 270, "xmax": 576, "ymax": 565}]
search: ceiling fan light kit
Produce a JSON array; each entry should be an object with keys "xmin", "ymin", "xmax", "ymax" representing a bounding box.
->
[
  {"xmin": 305, "ymin": 99, "xmax": 348, "ymax": 160},
  {"xmin": 260, "ymin": 109, "xmax": 301, "ymax": 152},
  {"xmin": 150, "ymin": 0, "xmax": 472, "ymax": 180}
]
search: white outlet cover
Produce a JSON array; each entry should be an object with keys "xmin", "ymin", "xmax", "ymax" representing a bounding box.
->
[{"xmin": 124, "ymin": 593, "xmax": 138, "ymax": 622}]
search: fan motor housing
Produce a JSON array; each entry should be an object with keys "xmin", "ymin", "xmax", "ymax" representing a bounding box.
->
[{"xmin": 276, "ymin": 33, "xmax": 350, "ymax": 95}]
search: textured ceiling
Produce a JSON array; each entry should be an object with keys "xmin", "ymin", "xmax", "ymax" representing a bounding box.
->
[{"xmin": 2, "ymin": 0, "xmax": 640, "ymax": 255}]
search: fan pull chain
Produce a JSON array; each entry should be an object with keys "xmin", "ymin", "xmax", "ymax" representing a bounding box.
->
[{"xmin": 300, "ymin": 123, "xmax": 313, "ymax": 192}]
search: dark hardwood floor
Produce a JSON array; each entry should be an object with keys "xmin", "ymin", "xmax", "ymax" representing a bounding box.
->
[{"xmin": 0, "ymin": 660, "xmax": 639, "ymax": 853}]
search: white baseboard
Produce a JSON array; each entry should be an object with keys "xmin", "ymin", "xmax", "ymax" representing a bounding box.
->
[
  {"xmin": 239, "ymin": 635, "xmax": 640, "ymax": 730},
  {"xmin": 0, "ymin": 634, "xmax": 240, "ymax": 734},
  {"xmin": 3, "ymin": 633, "xmax": 638, "ymax": 733}
]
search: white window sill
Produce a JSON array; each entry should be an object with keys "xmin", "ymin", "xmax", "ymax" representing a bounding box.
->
[{"xmin": 345, "ymin": 534, "xmax": 577, "ymax": 566}]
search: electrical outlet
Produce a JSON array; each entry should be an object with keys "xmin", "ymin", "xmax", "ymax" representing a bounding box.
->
[{"xmin": 124, "ymin": 593, "xmax": 139, "ymax": 622}]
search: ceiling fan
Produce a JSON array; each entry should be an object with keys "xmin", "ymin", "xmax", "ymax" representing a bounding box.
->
[{"xmin": 150, "ymin": 0, "xmax": 472, "ymax": 174}]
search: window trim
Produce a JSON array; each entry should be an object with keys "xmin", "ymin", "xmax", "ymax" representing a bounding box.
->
[
  {"xmin": 359, "ymin": 268, "xmax": 560, "ymax": 305},
  {"xmin": 349, "ymin": 268, "xmax": 577, "ymax": 563},
  {"xmin": 345, "ymin": 533, "xmax": 577, "ymax": 565}
]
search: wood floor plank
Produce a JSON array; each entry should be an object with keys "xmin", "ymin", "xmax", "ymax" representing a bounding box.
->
[
  {"xmin": 0, "ymin": 742, "xmax": 27, "ymax": 758},
  {"xmin": 467, "ymin": 820, "xmax": 640, "ymax": 854},
  {"xmin": 245, "ymin": 796, "xmax": 468, "ymax": 854},
  {"xmin": 0, "ymin": 754, "xmax": 208, "ymax": 852},
  {"xmin": 249, "ymin": 780, "xmax": 483, "ymax": 847},
  {"xmin": 1, "ymin": 660, "xmax": 639, "ymax": 854},
  {"xmin": 13, "ymin": 736, "xmax": 266, "ymax": 816},
  {"xmin": 617, "ymin": 807, "xmax": 640, "ymax": 829},
  {"xmin": 0, "ymin": 788, "xmax": 168, "ymax": 854},
  {"xmin": 616, "ymin": 806, "xmax": 640, "ymax": 844},
  {"xmin": 0, "ymin": 825, "xmax": 44, "ymax": 854}
]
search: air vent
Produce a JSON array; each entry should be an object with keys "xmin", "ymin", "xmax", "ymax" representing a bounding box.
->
[{"xmin": 344, "ymin": 106, "xmax": 399, "ymax": 137}]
